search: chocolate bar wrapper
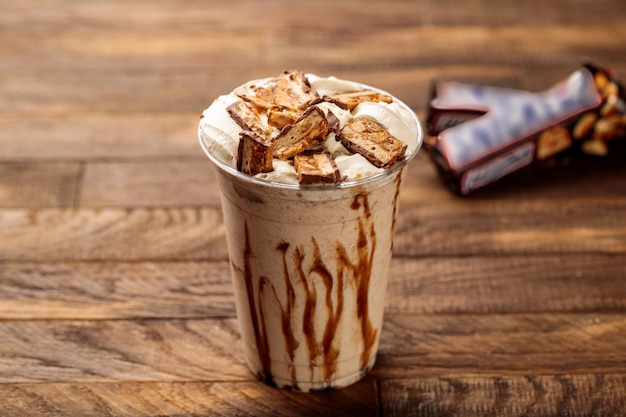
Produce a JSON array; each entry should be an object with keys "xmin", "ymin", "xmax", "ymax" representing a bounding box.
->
[{"xmin": 424, "ymin": 63, "xmax": 626, "ymax": 195}]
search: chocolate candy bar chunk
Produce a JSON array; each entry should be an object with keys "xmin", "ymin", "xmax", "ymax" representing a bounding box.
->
[
  {"xmin": 237, "ymin": 131, "xmax": 274, "ymax": 176},
  {"xmin": 325, "ymin": 90, "xmax": 393, "ymax": 111},
  {"xmin": 227, "ymin": 100, "xmax": 268, "ymax": 138},
  {"xmin": 322, "ymin": 108, "xmax": 341, "ymax": 134},
  {"xmin": 294, "ymin": 151, "xmax": 340, "ymax": 185},
  {"xmin": 237, "ymin": 70, "xmax": 319, "ymax": 112},
  {"xmin": 338, "ymin": 117, "xmax": 407, "ymax": 168},
  {"xmin": 272, "ymin": 106, "xmax": 330, "ymax": 160}
]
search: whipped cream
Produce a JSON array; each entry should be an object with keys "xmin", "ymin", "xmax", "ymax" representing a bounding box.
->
[{"xmin": 199, "ymin": 73, "xmax": 420, "ymax": 185}]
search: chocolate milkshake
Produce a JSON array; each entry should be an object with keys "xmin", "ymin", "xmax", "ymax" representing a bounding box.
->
[{"xmin": 199, "ymin": 70, "xmax": 422, "ymax": 391}]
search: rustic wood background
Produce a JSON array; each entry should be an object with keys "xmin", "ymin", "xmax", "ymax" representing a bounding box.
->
[{"xmin": 1, "ymin": 0, "xmax": 626, "ymax": 416}]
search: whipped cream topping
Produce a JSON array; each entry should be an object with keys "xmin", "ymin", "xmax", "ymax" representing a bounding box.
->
[{"xmin": 199, "ymin": 73, "xmax": 420, "ymax": 185}]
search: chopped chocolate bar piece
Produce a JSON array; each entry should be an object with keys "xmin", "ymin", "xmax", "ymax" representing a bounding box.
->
[
  {"xmin": 237, "ymin": 70, "xmax": 319, "ymax": 112},
  {"xmin": 338, "ymin": 117, "xmax": 407, "ymax": 168},
  {"xmin": 324, "ymin": 108, "xmax": 341, "ymax": 133},
  {"xmin": 324, "ymin": 90, "xmax": 393, "ymax": 111},
  {"xmin": 294, "ymin": 151, "xmax": 340, "ymax": 185},
  {"xmin": 272, "ymin": 106, "xmax": 330, "ymax": 160},
  {"xmin": 237, "ymin": 131, "xmax": 274, "ymax": 176},
  {"xmin": 227, "ymin": 100, "xmax": 268, "ymax": 138}
]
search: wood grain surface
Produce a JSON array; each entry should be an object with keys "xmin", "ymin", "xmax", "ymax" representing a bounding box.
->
[{"xmin": 1, "ymin": 0, "xmax": 625, "ymax": 415}]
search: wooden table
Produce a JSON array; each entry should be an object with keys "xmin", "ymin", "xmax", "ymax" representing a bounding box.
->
[{"xmin": 1, "ymin": 1, "xmax": 626, "ymax": 415}]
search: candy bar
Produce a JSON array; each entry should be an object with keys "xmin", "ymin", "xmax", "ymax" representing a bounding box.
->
[
  {"xmin": 338, "ymin": 117, "xmax": 407, "ymax": 168},
  {"xmin": 236, "ymin": 70, "xmax": 319, "ymax": 113},
  {"xmin": 319, "ymin": 106, "xmax": 342, "ymax": 134},
  {"xmin": 325, "ymin": 90, "xmax": 393, "ymax": 111},
  {"xmin": 272, "ymin": 106, "xmax": 330, "ymax": 160},
  {"xmin": 227, "ymin": 100, "xmax": 268, "ymax": 138},
  {"xmin": 294, "ymin": 151, "xmax": 340, "ymax": 185},
  {"xmin": 237, "ymin": 131, "xmax": 274, "ymax": 176},
  {"xmin": 424, "ymin": 62, "xmax": 626, "ymax": 195}
]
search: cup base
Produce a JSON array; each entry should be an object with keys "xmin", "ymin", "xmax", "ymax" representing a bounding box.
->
[{"xmin": 244, "ymin": 354, "xmax": 376, "ymax": 392}]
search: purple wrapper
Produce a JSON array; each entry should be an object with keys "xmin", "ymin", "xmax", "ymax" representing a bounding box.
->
[{"xmin": 425, "ymin": 63, "xmax": 626, "ymax": 195}]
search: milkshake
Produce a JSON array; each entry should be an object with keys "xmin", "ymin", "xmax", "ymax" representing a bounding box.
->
[{"xmin": 199, "ymin": 70, "xmax": 422, "ymax": 391}]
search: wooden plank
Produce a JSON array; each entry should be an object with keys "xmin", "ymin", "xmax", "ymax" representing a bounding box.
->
[
  {"xmin": 0, "ymin": 378, "xmax": 378, "ymax": 417},
  {"xmin": 1, "ymin": 313, "xmax": 624, "ymax": 383},
  {"xmin": 522, "ymin": 61, "xmax": 626, "ymax": 92},
  {"xmin": 80, "ymin": 160, "xmax": 220, "ymax": 208},
  {"xmin": 416, "ymin": 0, "xmax": 626, "ymax": 26},
  {"xmin": 380, "ymin": 374, "xmax": 626, "ymax": 417},
  {"xmin": 386, "ymin": 254, "xmax": 626, "ymax": 314},
  {"xmin": 0, "ymin": 112, "xmax": 201, "ymax": 161},
  {"xmin": 0, "ymin": 66, "xmax": 249, "ymax": 113},
  {"xmin": 267, "ymin": 25, "xmax": 626, "ymax": 70},
  {"xmin": 0, "ymin": 208, "xmax": 228, "ymax": 262},
  {"xmin": 1, "ymin": 199, "xmax": 625, "ymax": 261},
  {"xmin": 1, "ymin": 254, "xmax": 624, "ymax": 320},
  {"xmin": 0, "ymin": 162, "xmax": 82, "ymax": 207},
  {"xmin": 0, "ymin": 261, "xmax": 234, "ymax": 320},
  {"xmin": 393, "ymin": 199, "xmax": 626, "ymax": 256},
  {"xmin": 374, "ymin": 313, "xmax": 626, "ymax": 379},
  {"xmin": 2, "ymin": 0, "xmax": 624, "ymax": 33},
  {"xmin": 0, "ymin": 318, "xmax": 249, "ymax": 383}
]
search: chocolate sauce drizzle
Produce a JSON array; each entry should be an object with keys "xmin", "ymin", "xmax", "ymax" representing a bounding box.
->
[
  {"xmin": 391, "ymin": 172, "xmax": 403, "ymax": 252},
  {"xmin": 275, "ymin": 242, "xmax": 300, "ymax": 382},
  {"xmin": 346, "ymin": 192, "xmax": 377, "ymax": 369},
  {"xmin": 235, "ymin": 190, "xmax": 389, "ymax": 388},
  {"xmin": 239, "ymin": 222, "xmax": 272, "ymax": 382}
]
